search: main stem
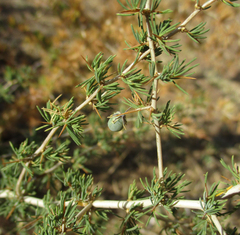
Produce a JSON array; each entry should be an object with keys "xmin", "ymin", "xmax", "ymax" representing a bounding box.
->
[
  {"xmin": 145, "ymin": 0, "xmax": 163, "ymax": 178},
  {"xmin": 0, "ymin": 190, "xmax": 227, "ymax": 235}
]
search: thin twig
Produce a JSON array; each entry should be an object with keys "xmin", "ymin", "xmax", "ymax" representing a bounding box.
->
[
  {"xmin": 75, "ymin": 202, "xmax": 93, "ymax": 220},
  {"xmin": 180, "ymin": 0, "xmax": 218, "ymax": 27},
  {"xmin": 104, "ymin": 48, "xmax": 151, "ymax": 85},
  {"xmin": 41, "ymin": 161, "xmax": 64, "ymax": 175},
  {"xmin": 164, "ymin": 0, "xmax": 218, "ymax": 40},
  {"xmin": 74, "ymin": 86, "xmax": 102, "ymax": 112},
  {"xmin": 15, "ymin": 88, "xmax": 102, "ymax": 197},
  {"xmin": 15, "ymin": 126, "xmax": 59, "ymax": 197},
  {"xmin": 104, "ymin": 149, "xmax": 131, "ymax": 180},
  {"xmin": 112, "ymin": 106, "xmax": 152, "ymax": 117}
]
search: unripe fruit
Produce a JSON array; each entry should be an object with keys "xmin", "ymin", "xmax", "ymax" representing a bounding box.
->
[{"xmin": 108, "ymin": 111, "xmax": 126, "ymax": 132}]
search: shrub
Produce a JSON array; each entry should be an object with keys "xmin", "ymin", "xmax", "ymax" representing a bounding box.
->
[{"xmin": 1, "ymin": 0, "xmax": 240, "ymax": 234}]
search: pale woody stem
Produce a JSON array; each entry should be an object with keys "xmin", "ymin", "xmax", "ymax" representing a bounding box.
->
[
  {"xmin": 145, "ymin": 0, "xmax": 163, "ymax": 179},
  {"xmin": 104, "ymin": 48, "xmax": 151, "ymax": 85},
  {"xmin": 115, "ymin": 106, "xmax": 152, "ymax": 116},
  {"xmin": 15, "ymin": 88, "xmax": 101, "ymax": 197},
  {"xmin": 0, "ymin": 190, "xmax": 227, "ymax": 235},
  {"xmin": 16, "ymin": 126, "xmax": 59, "ymax": 196},
  {"xmin": 74, "ymin": 87, "xmax": 101, "ymax": 112},
  {"xmin": 180, "ymin": 0, "xmax": 218, "ymax": 27}
]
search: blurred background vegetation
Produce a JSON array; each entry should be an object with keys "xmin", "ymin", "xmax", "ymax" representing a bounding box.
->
[{"xmin": 1, "ymin": 0, "xmax": 240, "ymax": 233}]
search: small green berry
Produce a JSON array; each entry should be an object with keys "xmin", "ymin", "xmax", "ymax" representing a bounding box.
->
[{"xmin": 108, "ymin": 111, "xmax": 126, "ymax": 132}]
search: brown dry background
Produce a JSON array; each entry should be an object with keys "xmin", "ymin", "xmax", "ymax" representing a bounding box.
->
[{"xmin": 1, "ymin": 0, "xmax": 240, "ymax": 234}]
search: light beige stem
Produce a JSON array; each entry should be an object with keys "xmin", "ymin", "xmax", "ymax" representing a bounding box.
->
[
  {"xmin": 180, "ymin": 0, "xmax": 218, "ymax": 27},
  {"xmin": 145, "ymin": 0, "xmax": 163, "ymax": 178},
  {"xmin": 16, "ymin": 126, "xmax": 59, "ymax": 196},
  {"xmin": 16, "ymin": 87, "xmax": 101, "ymax": 197}
]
